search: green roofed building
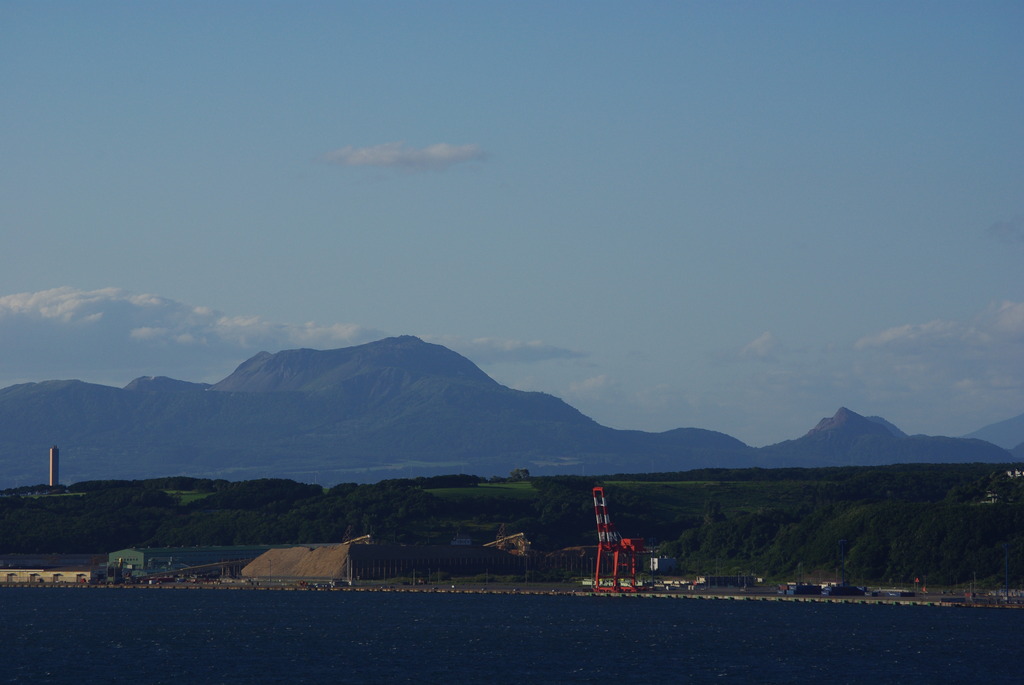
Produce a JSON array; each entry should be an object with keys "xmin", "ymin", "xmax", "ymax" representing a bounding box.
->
[{"xmin": 108, "ymin": 546, "xmax": 281, "ymax": 574}]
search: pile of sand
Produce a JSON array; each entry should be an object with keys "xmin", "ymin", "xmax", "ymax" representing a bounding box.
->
[
  {"xmin": 242, "ymin": 545, "xmax": 349, "ymax": 580},
  {"xmin": 242, "ymin": 543, "xmax": 519, "ymax": 580}
]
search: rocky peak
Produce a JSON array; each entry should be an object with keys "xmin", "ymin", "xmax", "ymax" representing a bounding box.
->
[{"xmin": 805, "ymin": 407, "xmax": 896, "ymax": 438}]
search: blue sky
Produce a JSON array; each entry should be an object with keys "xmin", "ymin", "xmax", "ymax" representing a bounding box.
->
[{"xmin": 1, "ymin": 1, "xmax": 1022, "ymax": 446}]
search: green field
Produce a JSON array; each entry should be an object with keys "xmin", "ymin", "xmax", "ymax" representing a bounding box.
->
[
  {"xmin": 425, "ymin": 481, "xmax": 538, "ymax": 500},
  {"xmin": 165, "ymin": 490, "xmax": 214, "ymax": 505}
]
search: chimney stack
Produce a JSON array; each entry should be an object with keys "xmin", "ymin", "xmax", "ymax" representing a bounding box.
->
[{"xmin": 49, "ymin": 445, "xmax": 59, "ymax": 487}]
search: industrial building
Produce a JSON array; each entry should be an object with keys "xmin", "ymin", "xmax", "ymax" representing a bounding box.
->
[
  {"xmin": 2, "ymin": 567, "xmax": 97, "ymax": 584},
  {"xmin": 1, "ymin": 554, "xmax": 102, "ymax": 584},
  {"xmin": 108, "ymin": 546, "xmax": 282, "ymax": 576}
]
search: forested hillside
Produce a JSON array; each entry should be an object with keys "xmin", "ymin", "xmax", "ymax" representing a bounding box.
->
[{"xmin": 2, "ymin": 464, "xmax": 1021, "ymax": 588}]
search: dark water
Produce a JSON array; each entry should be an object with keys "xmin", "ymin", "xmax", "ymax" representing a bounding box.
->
[{"xmin": 1, "ymin": 588, "xmax": 1020, "ymax": 684}]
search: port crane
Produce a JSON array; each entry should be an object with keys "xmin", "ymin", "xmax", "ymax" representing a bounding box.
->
[
  {"xmin": 484, "ymin": 532, "xmax": 531, "ymax": 555},
  {"xmin": 592, "ymin": 486, "xmax": 645, "ymax": 592}
]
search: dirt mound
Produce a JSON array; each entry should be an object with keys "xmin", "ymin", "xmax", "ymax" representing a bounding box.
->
[
  {"xmin": 242, "ymin": 543, "xmax": 520, "ymax": 581},
  {"xmin": 242, "ymin": 545, "xmax": 349, "ymax": 579}
]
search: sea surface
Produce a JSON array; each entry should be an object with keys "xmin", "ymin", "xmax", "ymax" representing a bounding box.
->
[{"xmin": 1, "ymin": 587, "xmax": 1020, "ymax": 684}]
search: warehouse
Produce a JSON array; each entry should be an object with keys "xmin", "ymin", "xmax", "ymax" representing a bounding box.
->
[
  {"xmin": 1, "ymin": 554, "xmax": 102, "ymax": 584},
  {"xmin": 2, "ymin": 567, "xmax": 97, "ymax": 583},
  {"xmin": 108, "ymin": 546, "xmax": 280, "ymax": 574}
]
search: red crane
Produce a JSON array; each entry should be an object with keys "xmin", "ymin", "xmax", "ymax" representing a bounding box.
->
[{"xmin": 592, "ymin": 486, "xmax": 645, "ymax": 592}]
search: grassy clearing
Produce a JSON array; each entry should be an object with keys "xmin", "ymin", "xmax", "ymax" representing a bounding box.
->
[
  {"xmin": 426, "ymin": 481, "xmax": 537, "ymax": 501},
  {"xmin": 165, "ymin": 490, "xmax": 213, "ymax": 505}
]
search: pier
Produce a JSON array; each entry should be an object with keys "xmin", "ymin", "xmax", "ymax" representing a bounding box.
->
[{"xmin": 5, "ymin": 581, "xmax": 1023, "ymax": 609}]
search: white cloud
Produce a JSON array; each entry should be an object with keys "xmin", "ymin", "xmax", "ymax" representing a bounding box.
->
[
  {"xmin": 0, "ymin": 287, "xmax": 384, "ymax": 387},
  {"xmin": 854, "ymin": 301, "xmax": 1024, "ymax": 354},
  {"xmin": 581, "ymin": 303, "xmax": 1023, "ymax": 441},
  {"xmin": 986, "ymin": 300, "xmax": 1024, "ymax": 339},
  {"xmin": 0, "ymin": 288, "xmax": 584, "ymax": 391},
  {"xmin": 129, "ymin": 327, "xmax": 167, "ymax": 340},
  {"xmin": 322, "ymin": 142, "xmax": 487, "ymax": 172},
  {"xmin": 739, "ymin": 331, "xmax": 780, "ymax": 361},
  {"xmin": 829, "ymin": 302, "xmax": 1024, "ymax": 435},
  {"xmin": 853, "ymin": 319, "xmax": 981, "ymax": 350},
  {"xmin": 657, "ymin": 301, "xmax": 1024, "ymax": 443}
]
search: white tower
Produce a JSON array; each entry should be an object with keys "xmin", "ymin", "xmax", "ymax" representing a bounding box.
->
[{"xmin": 49, "ymin": 445, "xmax": 59, "ymax": 487}]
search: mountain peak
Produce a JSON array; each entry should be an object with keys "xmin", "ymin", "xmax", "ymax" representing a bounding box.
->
[
  {"xmin": 210, "ymin": 335, "xmax": 495, "ymax": 393},
  {"xmin": 805, "ymin": 407, "xmax": 896, "ymax": 438},
  {"xmin": 124, "ymin": 376, "xmax": 211, "ymax": 392}
]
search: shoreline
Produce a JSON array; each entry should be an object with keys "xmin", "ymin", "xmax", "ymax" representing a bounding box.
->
[{"xmin": 4, "ymin": 582, "xmax": 1022, "ymax": 609}]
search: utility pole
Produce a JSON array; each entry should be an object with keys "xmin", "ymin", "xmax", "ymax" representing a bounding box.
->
[
  {"xmin": 1004, "ymin": 543, "xmax": 1010, "ymax": 602},
  {"xmin": 839, "ymin": 539, "xmax": 847, "ymax": 586}
]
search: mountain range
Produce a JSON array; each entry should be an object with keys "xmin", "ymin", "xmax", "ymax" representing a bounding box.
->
[
  {"xmin": 963, "ymin": 412, "xmax": 1024, "ymax": 452},
  {"xmin": 0, "ymin": 336, "xmax": 1016, "ymax": 488}
]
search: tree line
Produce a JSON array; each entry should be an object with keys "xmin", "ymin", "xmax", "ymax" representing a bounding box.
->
[{"xmin": 1, "ymin": 464, "xmax": 1021, "ymax": 587}]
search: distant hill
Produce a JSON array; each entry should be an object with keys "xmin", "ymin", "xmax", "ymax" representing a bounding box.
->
[
  {"xmin": 964, "ymin": 411, "xmax": 1024, "ymax": 451},
  {"xmin": 757, "ymin": 407, "xmax": 1009, "ymax": 467},
  {"xmin": 124, "ymin": 376, "xmax": 211, "ymax": 392},
  {"xmin": 0, "ymin": 339, "xmax": 1010, "ymax": 488},
  {"xmin": 865, "ymin": 415, "xmax": 906, "ymax": 437},
  {"xmin": 209, "ymin": 336, "xmax": 494, "ymax": 393}
]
